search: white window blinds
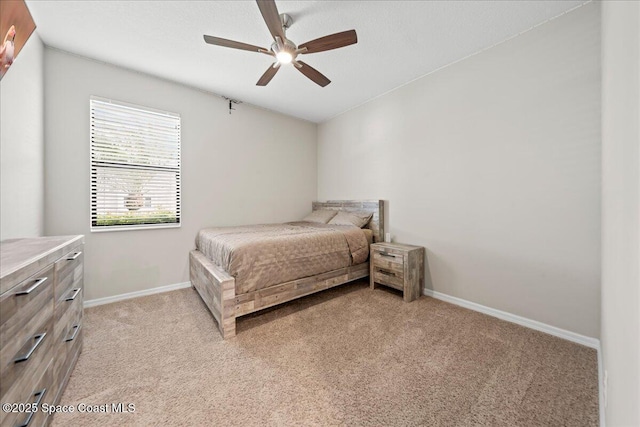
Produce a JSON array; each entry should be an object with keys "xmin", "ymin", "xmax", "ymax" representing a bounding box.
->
[{"xmin": 90, "ymin": 97, "xmax": 181, "ymax": 231}]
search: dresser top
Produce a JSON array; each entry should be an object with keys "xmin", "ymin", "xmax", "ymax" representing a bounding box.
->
[{"xmin": 0, "ymin": 235, "xmax": 84, "ymax": 294}]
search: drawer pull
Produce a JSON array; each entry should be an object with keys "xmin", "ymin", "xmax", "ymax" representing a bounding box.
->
[
  {"xmin": 66, "ymin": 251, "xmax": 82, "ymax": 261},
  {"xmin": 379, "ymin": 252, "xmax": 396, "ymax": 258},
  {"xmin": 14, "ymin": 333, "xmax": 47, "ymax": 363},
  {"xmin": 65, "ymin": 287, "xmax": 82, "ymax": 301},
  {"xmin": 377, "ymin": 269, "xmax": 396, "ymax": 277},
  {"xmin": 15, "ymin": 277, "xmax": 48, "ymax": 296},
  {"xmin": 65, "ymin": 325, "xmax": 80, "ymax": 342},
  {"xmin": 17, "ymin": 388, "xmax": 46, "ymax": 427}
]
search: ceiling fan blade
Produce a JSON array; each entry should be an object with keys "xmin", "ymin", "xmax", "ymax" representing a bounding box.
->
[
  {"xmin": 295, "ymin": 61, "xmax": 331, "ymax": 87},
  {"xmin": 256, "ymin": 0, "xmax": 285, "ymax": 42},
  {"xmin": 256, "ymin": 63, "xmax": 280, "ymax": 86},
  {"xmin": 203, "ymin": 35, "xmax": 267, "ymax": 53},
  {"xmin": 299, "ymin": 30, "xmax": 358, "ymax": 54}
]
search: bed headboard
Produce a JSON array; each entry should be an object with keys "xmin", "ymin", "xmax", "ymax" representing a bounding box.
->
[{"xmin": 312, "ymin": 200, "xmax": 385, "ymax": 243}]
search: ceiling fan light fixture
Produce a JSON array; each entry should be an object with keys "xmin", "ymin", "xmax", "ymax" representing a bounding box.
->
[
  {"xmin": 276, "ymin": 51, "xmax": 293, "ymax": 64},
  {"xmin": 272, "ymin": 38, "xmax": 296, "ymax": 65}
]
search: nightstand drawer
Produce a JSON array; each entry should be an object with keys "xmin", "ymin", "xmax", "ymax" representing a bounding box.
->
[
  {"xmin": 372, "ymin": 269, "xmax": 404, "ymax": 290},
  {"xmin": 371, "ymin": 250, "xmax": 404, "ymax": 265},
  {"xmin": 372, "ymin": 257, "xmax": 405, "ymax": 277}
]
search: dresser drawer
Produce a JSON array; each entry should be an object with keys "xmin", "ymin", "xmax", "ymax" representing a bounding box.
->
[
  {"xmin": 0, "ymin": 319, "xmax": 53, "ymax": 415},
  {"xmin": 52, "ymin": 291, "xmax": 83, "ymax": 402},
  {"xmin": 54, "ymin": 247, "xmax": 83, "ymax": 305},
  {"xmin": 0, "ymin": 265, "xmax": 54, "ymax": 332},
  {"xmin": 54, "ymin": 284, "xmax": 83, "ymax": 322},
  {"xmin": 53, "ymin": 326, "xmax": 82, "ymax": 405},
  {"xmin": 0, "ymin": 266, "xmax": 54, "ymax": 400},
  {"xmin": 53, "ymin": 287, "xmax": 83, "ymax": 352},
  {"xmin": 0, "ymin": 359, "xmax": 55, "ymax": 427}
]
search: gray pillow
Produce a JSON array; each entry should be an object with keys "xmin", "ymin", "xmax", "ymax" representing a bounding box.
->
[
  {"xmin": 328, "ymin": 211, "xmax": 373, "ymax": 228},
  {"xmin": 302, "ymin": 209, "xmax": 338, "ymax": 224}
]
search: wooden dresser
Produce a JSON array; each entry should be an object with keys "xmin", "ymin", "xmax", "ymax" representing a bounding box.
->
[
  {"xmin": 0, "ymin": 236, "xmax": 84, "ymax": 427},
  {"xmin": 370, "ymin": 242, "xmax": 425, "ymax": 302}
]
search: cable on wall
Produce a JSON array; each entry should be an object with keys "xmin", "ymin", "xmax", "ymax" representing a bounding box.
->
[{"xmin": 222, "ymin": 96, "xmax": 242, "ymax": 115}]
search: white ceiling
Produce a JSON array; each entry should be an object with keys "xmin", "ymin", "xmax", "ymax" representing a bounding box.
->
[{"xmin": 27, "ymin": 1, "xmax": 587, "ymax": 123}]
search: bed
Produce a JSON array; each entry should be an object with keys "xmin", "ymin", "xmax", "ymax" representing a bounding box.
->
[{"xmin": 189, "ymin": 200, "xmax": 385, "ymax": 338}]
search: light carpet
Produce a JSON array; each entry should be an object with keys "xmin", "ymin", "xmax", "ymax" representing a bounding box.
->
[{"xmin": 52, "ymin": 280, "xmax": 598, "ymax": 426}]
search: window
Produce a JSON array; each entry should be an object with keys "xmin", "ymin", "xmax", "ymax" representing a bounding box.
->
[{"xmin": 90, "ymin": 97, "xmax": 181, "ymax": 231}]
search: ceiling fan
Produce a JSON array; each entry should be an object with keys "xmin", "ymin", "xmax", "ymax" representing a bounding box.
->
[{"xmin": 203, "ymin": 0, "xmax": 357, "ymax": 87}]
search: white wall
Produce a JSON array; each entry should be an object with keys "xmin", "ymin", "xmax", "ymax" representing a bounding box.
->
[
  {"xmin": 44, "ymin": 48, "xmax": 317, "ymax": 301},
  {"xmin": 318, "ymin": 3, "xmax": 601, "ymax": 338},
  {"xmin": 601, "ymin": 1, "xmax": 640, "ymax": 425},
  {"xmin": 0, "ymin": 34, "xmax": 44, "ymax": 240}
]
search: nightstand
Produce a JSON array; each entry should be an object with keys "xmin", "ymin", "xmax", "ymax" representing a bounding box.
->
[{"xmin": 370, "ymin": 242, "xmax": 425, "ymax": 302}]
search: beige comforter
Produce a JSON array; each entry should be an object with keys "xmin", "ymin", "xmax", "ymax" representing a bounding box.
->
[{"xmin": 196, "ymin": 222, "xmax": 369, "ymax": 295}]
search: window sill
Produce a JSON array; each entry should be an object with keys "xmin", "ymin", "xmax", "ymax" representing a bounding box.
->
[{"xmin": 90, "ymin": 223, "xmax": 181, "ymax": 233}]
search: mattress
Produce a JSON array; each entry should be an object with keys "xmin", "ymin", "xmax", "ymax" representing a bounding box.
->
[{"xmin": 196, "ymin": 221, "xmax": 370, "ymax": 295}]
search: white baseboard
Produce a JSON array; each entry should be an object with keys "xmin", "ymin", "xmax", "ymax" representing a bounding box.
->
[
  {"xmin": 84, "ymin": 281, "xmax": 192, "ymax": 308},
  {"xmin": 422, "ymin": 289, "xmax": 600, "ymax": 349}
]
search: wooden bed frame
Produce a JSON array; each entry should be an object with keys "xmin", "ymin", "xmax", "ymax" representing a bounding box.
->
[{"xmin": 189, "ymin": 200, "xmax": 385, "ymax": 338}]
